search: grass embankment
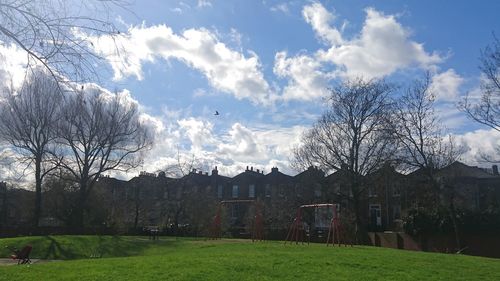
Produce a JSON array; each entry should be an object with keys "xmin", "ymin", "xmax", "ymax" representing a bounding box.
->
[{"xmin": 0, "ymin": 236, "xmax": 499, "ymax": 281}]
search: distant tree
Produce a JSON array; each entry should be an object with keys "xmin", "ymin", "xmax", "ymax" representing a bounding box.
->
[
  {"xmin": 393, "ymin": 74, "xmax": 463, "ymax": 175},
  {"xmin": 393, "ymin": 74, "xmax": 464, "ymax": 249},
  {"xmin": 41, "ymin": 170, "xmax": 79, "ymax": 227},
  {"xmin": 57, "ymin": 88, "xmax": 152, "ymax": 228},
  {"xmin": 0, "ymin": 0, "xmax": 125, "ymax": 82},
  {"xmin": 0, "ymin": 69, "xmax": 62, "ymax": 226},
  {"xmin": 461, "ymin": 35, "xmax": 500, "ymax": 161},
  {"xmin": 0, "ymin": 181, "xmax": 8, "ymax": 229},
  {"xmin": 292, "ymin": 78, "xmax": 396, "ymax": 243},
  {"xmin": 160, "ymin": 151, "xmax": 210, "ymax": 235}
]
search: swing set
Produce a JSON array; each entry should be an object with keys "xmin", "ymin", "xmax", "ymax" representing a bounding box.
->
[
  {"xmin": 209, "ymin": 200, "xmax": 265, "ymax": 241},
  {"xmin": 285, "ymin": 203, "xmax": 352, "ymax": 246}
]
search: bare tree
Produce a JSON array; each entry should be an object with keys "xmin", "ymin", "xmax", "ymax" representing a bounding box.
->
[
  {"xmin": 0, "ymin": 0, "xmax": 126, "ymax": 82},
  {"xmin": 160, "ymin": 150, "xmax": 209, "ymax": 235},
  {"xmin": 58, "ymin": 88, "xmax": 152, "ymax": 228},
  {"xmin": 0, "ymin": 69, "xmax": 62, "ymax": 226},
  {"xmin": 41, "ymin": 169, "xmax": 79, "ymax": 227},
  {"xmin": 461, "ymin": 35, "xmax": 500, "ymax": 161},
  {"xmin": 292, "ymin": 78, "xmax": 396, "ymax": 242},
  {"xmin": 393, "ymin": 75, "xmax": 464, "ymax": 249},
  {"xmin": 394, "ymin": 74, "xmax": 463, "ymax": 174}
]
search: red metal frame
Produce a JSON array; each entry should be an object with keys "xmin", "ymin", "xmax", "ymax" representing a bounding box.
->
[
  {"xmin": 285, "ymin": 203, "xmax": 352, "ymax": 246},
  {"xmin": 209, "ymin": 200, "xmax": 265, "ymax": 241}
]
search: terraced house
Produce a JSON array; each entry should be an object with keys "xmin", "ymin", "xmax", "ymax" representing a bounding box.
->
[
  {"xmin": 88, "ymin": 162, "xmax": 500, "ymax": 237},
  {"xmin": 1, "ymin": 162, "xmax": 499, "ymax": 239}
]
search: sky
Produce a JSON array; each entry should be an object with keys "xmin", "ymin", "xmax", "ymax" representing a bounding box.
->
[{"xmin": 1, "ymin": 0, "xmax": 500, "ymax": 180}]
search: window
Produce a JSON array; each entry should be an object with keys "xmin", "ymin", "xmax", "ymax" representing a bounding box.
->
[
  {"xmin": 393, "ymin": 205, "xmax": 401, "ymax": 220},
  {"xmin": 231, "ymin": 204, "xmax": 238, "ymax": 219},
  {"xmin": 217, "ymin": 185, "xmax": 223, "ymax": 199},
  {"xmin": 279, "ymin": 184, "xmax": 285, "ymax": 197},
  {"xmin": 232, "ymin": 185, "xmax": 239, "ymax": 198},
  {"xmin": 249, "ymin": 184, "xmax": 255, "ymax": 198},
  {"xmin": 265, "ymin": 184, "xmax": 271, "ymax": 197},
  {"xmin": 368, "ymin": 186, "xmax": 377, "ymax": 197},
  {"xmin": 369, "ymin": 204, "xmax": 382, "ymax": 226}
]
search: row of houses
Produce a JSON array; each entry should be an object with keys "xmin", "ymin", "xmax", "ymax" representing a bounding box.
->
[
  {"xmin": 93, "ymin": 161, "xmax": 500, "ymax": 234},
  {"xmin": 1, "ymin": 161, "xmax": 499, "ymax": 236}
]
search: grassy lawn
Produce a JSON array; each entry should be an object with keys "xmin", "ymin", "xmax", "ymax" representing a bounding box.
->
[{"xmin": 0, "ymin": 236, "xmax": 499, "ymax": 280}]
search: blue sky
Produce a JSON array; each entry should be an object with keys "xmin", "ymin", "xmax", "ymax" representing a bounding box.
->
[{"xmin": 2, "ymin": 0, "xmax": 500, "ymax": 178}]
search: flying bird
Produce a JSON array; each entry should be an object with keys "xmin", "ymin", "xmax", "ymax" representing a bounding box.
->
[{"xmin": 214, "ymin": 111, "xmax": 219, "ymax": 116}]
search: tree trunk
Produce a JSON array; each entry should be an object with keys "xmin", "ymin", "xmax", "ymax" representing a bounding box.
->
[
  {"xmin": 352, "ymin": 197, "xmax": 368, "ymax": 245},
  {"xmin": 134, "ymin": 202, "xmax": 140, "ymax": 229},
  {"xmin": 34, "ymin": 156, "xmax": 42, "ymax": 228},
  {"xmin": 449, "ymin": 195, "xmax": 461, "ymax": 251},
  {"xmin": 73, "ymin": 180, "xmax": 88, "ymax": 230},
  {"xmin": 133, "ymin": 185, "xmax": 140, "ymax": 229}
]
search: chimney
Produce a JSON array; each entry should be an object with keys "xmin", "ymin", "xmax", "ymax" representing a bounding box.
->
[
  {"xmin": 212, "ymin": 166, "xmax": 218, "ymax": 176},
  {"xmin": 198, "ymin": 171, "xmax": 202, "ymax": 175},
  {"xmin": 493, "ymin": 165, "xmax": 499, "ymax": 175},
  {"xmin": 205, "ymin": 172, "xmax": 208, "ymax": 176},
  {"xmin": 257, "ymin": 169, "xmax": 260, "ymax": 173},
  {"xmin": 246, "ymin": 166, "xmax": 249, "ymax": 171},
  {"xmin": 271, "ymin": 167, "xmax": 278, "ymax": 173},
  {"xmin": 251, "ymin": 166, "xmax": 253, "ymax": 171},
  {"xmin": 192, "ymin": 168, "xmax": 196, "ymax": 173}
]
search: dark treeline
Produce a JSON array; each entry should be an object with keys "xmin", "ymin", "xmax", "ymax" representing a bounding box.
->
[{"xmin": 0, "ymin": 68, "xmax": 153, "ymax": 229}]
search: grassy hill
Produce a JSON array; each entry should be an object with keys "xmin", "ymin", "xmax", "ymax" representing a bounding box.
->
[{"xmin": 0, "ymin": 236, "xmax": 499, "ymax": 280}]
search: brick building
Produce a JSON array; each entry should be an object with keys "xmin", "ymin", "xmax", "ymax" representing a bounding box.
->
[{"xmin": 1, "ymin": 161, "xmax": 499, "ymax": 237}]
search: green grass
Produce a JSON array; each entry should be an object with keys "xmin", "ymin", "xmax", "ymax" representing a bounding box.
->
[{"xmin": 0, "ymin": 236, "xmax": 499, "ymax": 281}]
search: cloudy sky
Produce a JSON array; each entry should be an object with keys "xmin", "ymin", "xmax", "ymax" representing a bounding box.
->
[{"xmin": 1, "ymin": 0, "xmax": 500, "ymax": 179}]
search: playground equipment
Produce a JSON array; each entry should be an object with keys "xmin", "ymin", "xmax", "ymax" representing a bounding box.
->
[
  {"xmin": 209, "ymin": 200, "xmax": 265, "ymax": 241},
  {"xmin": 285, "ymin": 203, "xmax": 352, "ymax": 246}
]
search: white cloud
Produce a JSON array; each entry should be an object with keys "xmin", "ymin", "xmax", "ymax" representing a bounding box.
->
[
  {"xmin": 274, "ymin": 3, "xmax": 444, "ymax": 101},
  {"xmin": 139, "ymin": 113, "xmax": 165, "ymax": 135},
  {"xmin": 0, "ymin": 43, "xmax": 29, "ymax": 91},
  {"xmin": 456, "ymin": 128, "xmax": 500, "ymax": 165},
  {"xmin": 197, "ymin": 0, "xmax": 212, "ymax": 8},
  {"xmin": 133, "ymin": 116, "xmax": 307, "ymax": 178},
  {"xmin": 86, "ymin": 24, "xmax": 274, "ymax": 105},
  {"xmin": 316, "ymin": 7, "xmax": 443, "ymax": 78},
  {"xmin": 271, "ymin": 3, "xmax": 290, "ymax": 14},
  {"xmin": 170, "ymin": 2, "xmax": 191, "ymax": 14},
  {"xmin": 229, "ymin": 28, "xmax": 243, "ymax": 48},
  {"xmin": 302, "ymin": 2, "xmax": 343, "ymax": 45},
  {"xmin": 178, "ymin": 117, "xmax": 216, "ymax": 151},
  {"xmin": 0, "ymin": 147, "xmax": 25, "ymax": 183},
  {"xmin": 436, "ymin": 104, "xmax": 469, "ymax": 131},
  {"xmin": 170, "ymin": 7, "xmax": 183, "ymax": 14},
  {"xmin": 192, "ymin": 88, "xmax": 208, "ymax": 98},
  {"xmin": 430, "ymin": 69, "xmax": 464, "ymax": 101},
  {"xmin": 218, "ymin": 123, "xmax": 264, "ymax": 161},
  {"xmin": 274, "ymin": 51, "xmax": 330, "ymax": 101}
]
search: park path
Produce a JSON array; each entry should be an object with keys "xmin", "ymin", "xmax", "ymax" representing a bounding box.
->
[{"xmin": 0, "ymin": 258, "xmax": 62, "ymax": 266}]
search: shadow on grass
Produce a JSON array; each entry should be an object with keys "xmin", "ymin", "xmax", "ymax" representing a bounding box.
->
[
  {"xmin": 1, "ymin": 235, "xmax": 182, "ymax": 260},
  {"xmin": 44, "ymin": 235, "xmax": 74, "ymax": 259}
]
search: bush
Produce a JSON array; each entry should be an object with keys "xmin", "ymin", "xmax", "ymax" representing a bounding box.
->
[{"xmin": 403, "ymin": 206, "xmax": 500, "ymax": 236}]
